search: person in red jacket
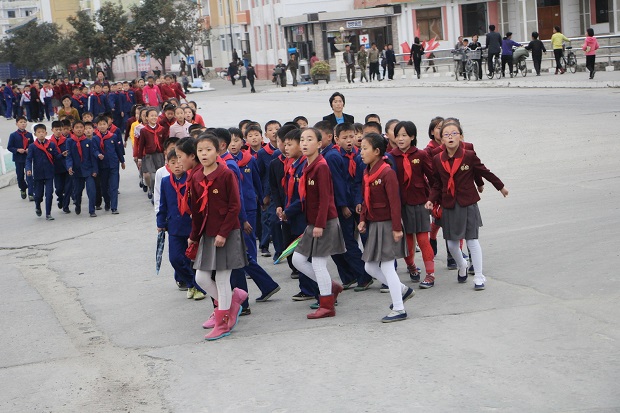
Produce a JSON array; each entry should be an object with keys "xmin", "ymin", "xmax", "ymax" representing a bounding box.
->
[
  {"xmin": 291, "ymin": 127, "xmax": 345, "ymax": 319},
  {"xmin": 159, "ymin": 75, "xmax": 177, "ymax": 101},
  {"xmin": 188, "ymin": 134, "xmax": 248, "ymax": 341},
  {"xmin": 137, "ymin": 108, "xmax": 166, "ymax": 199},
  {"xmin": 359, "ymin": 132, "xmax": 414, "ymax": 322},
  {"xmin": 426, "ymin": 120, "xmax": 508, "ymax": 291}
]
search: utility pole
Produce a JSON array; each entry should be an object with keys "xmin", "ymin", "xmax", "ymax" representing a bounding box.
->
[{"xmin": 226, "ymin": 0, "xmax": 234, "ymax": 62}]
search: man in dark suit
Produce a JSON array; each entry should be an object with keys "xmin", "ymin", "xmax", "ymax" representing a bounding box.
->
[
  {"xmin": 485, "ymin": 25, "xmax": 503, "ymax": 76},
  {"xmin": 385, "ymin": 44, "xmax": 396, "ymax": 80},
  {"xmin": 322, "ymin": 92, "xmax": 354, "ymax": 129}
]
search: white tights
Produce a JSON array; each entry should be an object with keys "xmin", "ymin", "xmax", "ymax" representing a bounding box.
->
[
  {"xmin": 291, "ymin": 252, "xmax": 332, "ymax": 296},
  {"xmin": 195, "ymin": 269, "xmax": 233, "ymax": 310},
  {"xmin": 364, "ymin": 261, "xmax": 408, "ymax": 311},
  {"xmin": 447, "ymin": 239, "xmax": 485, "ymax": 284}
]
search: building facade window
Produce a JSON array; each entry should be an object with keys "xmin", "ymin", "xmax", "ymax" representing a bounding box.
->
[
  {"xmin": 416, "ymin": 8, "xmax": 443, "ymax": 40},
  {"xmin": 595, "ymin": 0, "xmax": 609, "ymax": 23},
  {"xmin": 218, "ymin": 0, "xmax": 223, "ymax": 17},
  {"xmin": 7, "ymin": 10, "xmax": 16, "ymax": 18},
  {"xmin": 267, "ymin": 24, "xmax": 273, "ymax": 49},
  {"xmin": 220, "ymin": 34, "xmax": 227, "ymax": 51},
  {"xmin": 461, "ymin": 3, "xmax": 488, "ymax": 37}
]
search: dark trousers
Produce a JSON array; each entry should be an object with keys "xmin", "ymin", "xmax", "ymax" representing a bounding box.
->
[
  {"xmin": 34, "ymin": 178, "xmax": 54, "ymax": 215},
  {"xmin": 245, "ymin": 209, "xmax": 258, "ymax": 262},
  {"xmin": 369, "ymin": 62, "xmax": 380, "ymax": 80},
  {"xmin": 4, "ymin": 98, "xmax": 13, "ymax": 119},
  {"xmin": 97, "ymin": 167, "xmax": 120, "ymax": 210},
  {"xmin": 382, "ymin": 63, "xmax": 387, "ymax": 77},
  {"xmin": 475, "ymin": 59, "xmax": 483, "ymax": 79},
  {"xmin": 290, "ymin": 68, "xmax": 297, "ymax": 86},
  {"xmin": 169, "ymin": 234, "xmax": 197, "ymax": 290},
  {"xmin": 554, "ymin": 49, "xmax": 564, "ymax": 71},
  {"xmin": 282, "ymin": 222, "xmax": 319, "ymax": 297},
  {"xmin": 501, "ymin": 55, "xmax": 513, "ymax": 76},
  {"xmin": 232, "ymin": 252, "xmax": 280, "ymax": 309},
  {"xmin": 331, "ymin": 212, "xmax": 372, "ymax": 286},
  {"xmin": 270, "ymin": 209, "xmax": 283, "ymax": 258},
  {"xmin": 53, "ymin": 172, "xmax": 69, "ymax": 205},
  {"xmin": 346, "ymin": 64, "xmax": 355, "ymax": 82},
  {"xmin": 74, "ymin": 175, "xmax": 96, "ymax": 214},
  {"xmin": 43, "ymin": 97, "xmax": 53, "ymax": 120},
  {"xmin": 533, "ymin": 55, "xmax": 542, "ymax": 75},
  {"xmin": 15, "ymin": 161, "xmax": 34, "ymax": 195},
  {"xmin": 387, "ymin": 63, "xmax": 395, "ymax": 79},
  {"xmin": 240, "ymin": 76, "xmax": 247, "ymax": 88},
  {"xmin": 487, "ymin": 52, "xmax": 499, "ymax": 74},
  {"xmin": 260, "ymin": 202, "xmax": 274, "ymax": 250},
  {"xmin": 586, "ymin": 55, "xmax": 596, "ymax": 75},
  {"xmin": 23, "ymin": 104, "xmax": 31, "ymax": 121},
  {"xmin": 249, "ymin": 78, "xmax": 255, "ymax": 92},
  {"xmin": 413, "ymin": 58, "xmax": 422, "ymax": 77},
  {"xmin": 29, "ymin": 100, "xmax": 40, "ymax": 121}
]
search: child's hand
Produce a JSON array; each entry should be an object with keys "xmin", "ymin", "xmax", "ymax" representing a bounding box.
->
[
  {"xmin": 355, "ymin": 204, "xmax": 362, "ymax": 214},
  {"xmin": 393, "ymin": 230, "xmax": 403, "ymax": 242},
  {"xmin": 214, "ymin": 235, "xmax": 227, "ymax": 247},
  {"xmin": 92, "ymin": 172, "xmax": 97, "ymax": 177},
  {"xmin": 312, "ymin": 227, "xmax": 324, "ymax": 238},
  {"xmin": 68, "ymin": 168, "xmax": 73, "ymax": 175},
  {"xmin": 477, "ymin": 185, "xmax": 484, "ymax": 193},
  {"xmin": 26, "ymin": 170, "xmax": 32, "ymax": 176},
  {"xmin": 424, "ymin": 201, "xmax": 434, "ymax": 209},
  {"xmin": 98, "ymin": 154, "xmax": 104, "ymax": 160},
  {"xmin": 188, "ymin": 238, "xmax": 196, "ymax": 245},
  {"xmin": 341, "ymin": 206, "xmax": 352, "ymax": 219},
  {"xmin": 500, "ymin": 187, "xmax": 509, "ymax": 197},
  {"xmin": 263, "ymin": 196, "xmax": 270, "ymax": 206},
  {"xmin": 121, "ymin": 163, "xmax": 126, "ymax": 170},
  {"xmin": 157, "ymin": 228, "xmax": 166, "ymax": 232},
  {"xmin": 358, "ymin": 221, "xmax": 366, "ymax": 234},
  {"xmin": 276, "ymin": 207, "xmax": 283, "ymax": 218},
  {"xmin": 62, "ymin": 150, "xmax": 68, "ymax": 157},
  {"xmin": 243, "ymin": 221, "xmax": 253, "ymax": 234},
  {"xmin": 17, "ymin": 148, "xmax": 25, "ymax": 154}
]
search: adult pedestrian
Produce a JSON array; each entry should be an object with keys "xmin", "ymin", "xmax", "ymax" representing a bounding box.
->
[
  {"xmin": 525, "ymin": 31, "xmax": 546, "ymax": 76},
  {"xmin": 582, "ymin": 28, "xmax": 599, "ymax": 79},
  {"xmin": 410, "ymin": 37, "xmax": 424, "ymax": 79},
  {"xmin": 322, "ymin": 91, "xmax": 354, "ymax": 129},
  {"xmin": 242, "ymin": 51, "xmax": 250, "ymax": 68},
  {"xmin": 500, "ymin": 32, "xmax": 521, "ymax": 78},
  {"xmin": 227, "ymin": 61, "xmax": 238, "ymax": 86},
  {"xmin": 180, "ymin": 58, "xmax": 186, "ymax": 73},
  {"xmin": 368, "ymin": 43, "xmax": 381, "ymax": 81},
  {"xmin": 357, "ymin": 44, "xmax": 368, "ymax": 82},
  {"xmin": 274, "ymin": 59, "xmax": 287, "ymax": 87},
  {"xmin": 180, "ymin": 71, "xmax": 190, "ymax": 93},
  {"xmin": 385, "ymin": 44, "xmax": 396, "ymax": 80},
  {"xmin": 310, "ymin": 52, "xmax": 319, "ymax": 67},
  {"xmin": 343, "ymin": 45, "xmax": 356, "ymax": 83},
  {"xmin": 247, "ymin": 63, "xmax": 257, "ymax": 93},
  {"xmin": 287, "ymin": 54, "xmax": 299, "ymax": 87},
  {"xmin": 485, "ymin": 25, "xmax": 503, "ymax": 76},
  {"xmin": 551, "ymin": 26, "xmax": 570, "ymax": 74},
  {"xmin": 469, "ymin": 34, "xmax": 483, "ymax": 79},
  {"xmin": 380, "ymin": 45, "xmax": 388, "ymax": 79},
  {"xmin": 232, "ymin": 49, "xmax": 239, "ymax": 63},
  {"xmin": 239, "ymin": 62, "xmax": 248, "ymax": 88},
  {"xmin": 197, "ymin": 61, "xmax": 204, "ymax": 78},
  {"xmin": 153, "ymin": 67, "xmax": 161, "ymax": 78}
]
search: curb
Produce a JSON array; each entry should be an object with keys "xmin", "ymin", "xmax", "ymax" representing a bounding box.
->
[{"xmin": 0, "ymin": 171, "xmax": 16, "ymax": 189}]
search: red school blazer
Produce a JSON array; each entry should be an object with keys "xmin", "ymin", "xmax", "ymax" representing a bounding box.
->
[
  {"xmin": 360, "ymin": 160, "xmax": 403, "ymax": 231},
  {"xmin": 429, "ymin": 146, "xmax": 504, "ymax": 209},
  {"xmin": 303, "ymin": 155, "xmax": 338, "ymax": 228},
  {"xmin": 390, "ymin": 145, "xmax": 434, "ymax": 206}
]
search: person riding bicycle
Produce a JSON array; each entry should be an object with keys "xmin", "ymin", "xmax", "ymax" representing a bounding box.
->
[{"xmin": 485, "ymin": 25, "xmax": 503, "ymax": 76}]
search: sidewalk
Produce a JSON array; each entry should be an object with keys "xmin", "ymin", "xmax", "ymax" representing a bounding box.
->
[{"xmin": 263, "ymin": 68, "xmax": 620, "ymax": 93}]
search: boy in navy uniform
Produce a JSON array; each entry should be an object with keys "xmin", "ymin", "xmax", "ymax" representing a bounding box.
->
[
  {"xmin": 66, "ymin": 121, "xmax": 99, "ymax": 217},
  {"xmin": 335, "ymin": 123, "xmax": 374, "ymax": 291},
  {"xmin": 26, "ymin": 124, "xmax": 64, "ymax": 220},
  {"xmin": 7, "ymin": 116, "xmax": 34, "ymax": 200},
  {"xmin": 93, "ymin": 116, "xmax": 125, "ymax": 213},
  {"xmin": 88, "ymin": 83, "xmax": 110, "ymax": 118},
  {"xmin": 156, "ymin": 150, "xmax": 203, "ymax": 299},
  {"xmin": 49, "ymin": 121, "xmax": 72, "ymax": 213}
]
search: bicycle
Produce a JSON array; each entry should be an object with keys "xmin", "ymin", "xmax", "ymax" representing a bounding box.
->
[
  {"xmin": 512, "ymin": 46, "xmax": 529, "ymax": 77},
  {"xmin": 561, "ymin": 45, "xmax": 577, "ymax": 73},
  {"xmin": 452, "ymin": 49, "xmax": 479, "ymax": 81},
  {"xmin": 485, "ymin": 52, "xmax": 502, "ymax": 79},
  {"xmin": 203, "ymin": 67, "xmax": 217, "ymax": 80}
]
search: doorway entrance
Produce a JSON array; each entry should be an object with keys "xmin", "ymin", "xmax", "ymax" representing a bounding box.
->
[{"xmin": 537, "ymin": 0, "xmax": 561, "ymax": 40}]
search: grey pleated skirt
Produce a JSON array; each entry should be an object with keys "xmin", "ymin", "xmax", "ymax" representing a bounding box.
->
[
  {"xmin": 193, "ymin": 229, "xmax": 248, "ymax": 271},
  {"xmin": 402, "ymin": 203, "xmax": 431, "ymax": 233},
  {"xmin": 142, "ymin": 153, "xmax": 165, "ymax": 173},
  {"xmin": 361, "ymin": 220, "xmax": 408, "ymax": 262},
  {"xmin": 441, "ymin": 202, "xmax": 483, "ymax": 240},
  {"xmin": 295, "ymin": 218, "xmax": 346, "ymax": 258}
]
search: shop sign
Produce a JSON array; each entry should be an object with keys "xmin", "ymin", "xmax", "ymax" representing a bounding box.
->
[{"xmin": 346, "ymin": 20, "xmax": 363, "ymax": 29}]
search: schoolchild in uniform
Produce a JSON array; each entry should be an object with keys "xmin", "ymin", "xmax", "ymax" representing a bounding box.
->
[
  {"xmin": 93, "ymin": 116, "xmax": 125, "ymax": 214},
  {"xmin": 358, "ymin": 132, "xmax": 414, "ymax": 322},
  {"xmin": 187, "ymin": 101, "xmax": 205, "ymax": 127},
  {"xmin": 314, "ymin": 120, "xmax": 357, "ymax": 288},
  {"xmin": 256, "ymin": 120, "xmax": 282, "ymax": 259},
  {"xmin": 277, "ymin": 127, "xmax": 321, "ymax": 302},
  {"xmin": 49, "ymin": 121, "xmax": 72, "ymax": 213},
  {"xmin": 157, "ymin": 149, "xmax": 204, "ymax": 301},
  {"xmin": 71, "ymin": 86, "xmax": 85, "ymax": 118},
  {"xmin": 154, "ymin": 138, "xmax": 180, "ymax": 214},
  {"xmin": 39, "ymin": 81, "xmax": 54, "ymax": 121},
  {"xmin": 390, "ymin": 121, "xmax": 436, "ymax": 288},
  {"xmin": 7, "ymin": 116, "xmax": 34, "ymax": 200},
  {"xmin": 424, "ymin": 117, "xmax": 444, "ymax": 256},
  {"xmin": 426, "ymin": 120, "xmax": 509, "ymax": 290},
  {"xmin": 120, "ymin": 81, "xmax": 135, "ymax": 131},
  {"xmin": 293, "ymin": 116, "xmax": 308, "ymax": 128},
  {"xmin": 334, "ymin": 122, "xmax": 374, "ymax": 291},
  {"xmin": 188, "ymin": 134, "xmax": 249, "ymax": 341},
  {"xmin": 20, "ymin": 86, "xmax": 32, "ymax": 121},
  {"xmin": 384, "ymin": 119, "xmax": 399, "ymax": 152},
  {"xmin": 26, "ymin": 124, "xmax": 64, "ymax": 220},
  {"xmin": 291, "ymin": 127, "xmax": 346, "ymax": 319},
  {"xmin": 88, "ymin": 83, "xmax": 109, "ymax": 118},
  {"xmin": 157, "ymin": 103, "xmax": 177, "ymax": 140},
  {"xmin": 67, "ymin": 121, "xmax": 99, "ymax": 217},
  {"xmin": 169, "ymin": 107, "xmax": 191, "ymax": 139},
  {"xmin": 353, "ymin": 122, "xmax": 364, "ymax": 149},
  {"xmin": 137, "ymin": 108, "xmax": 166, "ymax": 201}
]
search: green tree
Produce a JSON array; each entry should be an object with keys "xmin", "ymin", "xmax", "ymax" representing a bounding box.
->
[
  {"xmin": 67, "ymin": 2, "xmax": 133, "ymax": 80},
  {"xmin": 0, "ymin": 20, "xmax": 62, "ymax": 73},
  {"xmin": 129, "ymin": 0, "xmax": 203, "ymax": 74}
]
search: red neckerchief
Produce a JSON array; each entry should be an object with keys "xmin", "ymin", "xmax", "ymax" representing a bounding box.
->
[
  {"xmin": 197, "ymin": 176, "xmax": 214, "ymax": 213},
  {"xmin": 17, "ymin": 130, "xmax": 29, "ymax": 149},
  {"xmin": 441, "ymin": 148, "xmax": 464, "ymax": 197},
  {"xmin": 343, "ymin": 150, "xmax": 357, "ymax": 178},
  {"xmin": 166, "ymin": 165, "xmax": 189, "ymax": 216},
  {"xmin": 95, "ymin": 129, "xmax": 114, "ymax": 152},
  {"xmin": 144, "ymin": 123, "xmax": 163, "ymax": 152},
  {"xmin": 91, "ymin": 92, "xmax": 102, "ymax": 106},
  {"xmin": 34, "ymin": 139, "xmax": 54, "ymax": 165},
  {"xmin": 23, "ymin": 92, "xmax": 30, "ymax": 100},
  {"xmin": 278, "ymin": 154, "xmax": 286, "ymax": 164},
  {"xmin": 217, "ymin": 152, "xmax": 234, "ymax": 165},
  {"xmin": 395, "ymin": 146, "xmax": 416, "ymax": 188},
  {"xmin": 72, "ymin": 134, "xmax": 87, "ymax": 161},
  {"xmin": 298, "ymin": 156, "xmax": 327, "ymax": 209},
  {"xmin": 284, "ymin": 156, "xmax": 305, "ymax": 208},
  {"xmin": 236, "ymin": 150, "xmax": 253, "ymax": 181},
  {"xmin": 263, "ymin": 143, "xmax": 275, "ymax": 156},
  {"xmin": 109, "ymin": 124, "xmax": 118, "ymax": 135},
  {"xmin": 122, "ymin": 91, "xmax": 130, "ymax": 102},
  {"xmin": 364, "ymin": 160, "xmax": 390, "ymax": 212},
  {"xmin": 51, "ymin": 135, "xmax": 66, "ymax": 154}
]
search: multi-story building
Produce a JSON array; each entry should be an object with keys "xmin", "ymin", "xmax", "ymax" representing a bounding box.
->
[
  {"xmin": 0, "ymin": 0, "xmax": 40, "ymax": 38},
  {"xmin": 202, "ymin": 0, "xmax": 251, "ymax": 69}
]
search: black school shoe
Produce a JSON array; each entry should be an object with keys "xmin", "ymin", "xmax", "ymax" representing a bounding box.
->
[
  {"xmin": 240, "ymin": 307, "xmax": 251, "ymax": 316},
  {"xmin": 90, "ymin": 213, "xmax": 97, "ymax": 217},
  {"xmin": 430, "ymin": 239, "xmax": 438, "ymax": 256},
  {"xmin": 62, "ymin": 207, "xmax": 71, "ymax": 214},
  {"xmin": 35, "ymin": 208, "xmax": 42, "ymax": 217},
  {"xmin": 20, "ymin": 190, "xmax": 27, "ymax": 199},
  {"xmin": 46, "ymin": 215, "xmax": 55, "ymax": 221},
  {"xmin": 75, "ymin": 205, "xmax": 81, "ymax": 215}
]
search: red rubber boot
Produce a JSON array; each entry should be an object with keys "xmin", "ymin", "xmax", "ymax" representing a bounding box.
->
[{"xmin": 307, "ymin": 294, "xmax": 336, "ymax": 319}]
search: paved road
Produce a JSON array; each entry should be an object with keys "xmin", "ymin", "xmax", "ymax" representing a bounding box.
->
[{"xmin": 1, "ymin": 84, "xmax": 619, "ymax": 412}]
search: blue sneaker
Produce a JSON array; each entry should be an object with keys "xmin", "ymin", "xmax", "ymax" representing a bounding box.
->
[
  {"xmin": 419, "ymin": 275, "xmax": 435, "ymax": 289},
  {"xmin": 468, "ymin": 262, "xmax": 475, "ymax": 275},
  {"xmin": 457, "ymin": 266, "xmax": 468, "ymax": 283},
  {"xmin": 408, "ymin": 266, "xmax": 421, "ymax": 282},
  {"xmin": 380, "ymin": 284, "xmax": 390, "ymax": 293},
  {"xmin": 382, "ymin": 310, "xmax": 407, "ymax": 323},
  {"xmin": 447, "ymin": 257, "xmax": 457, "ymax": 270},
  {"xmin": 474, "ymin": 283, "xmax": 485, "ymax": 291},
  {"xmin": 390, "ymin": 287, "xmax": 415, "ymax": 309}
]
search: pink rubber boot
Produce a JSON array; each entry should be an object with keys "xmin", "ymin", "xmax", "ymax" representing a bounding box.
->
[
  {"xmin": 202, "ymin": 300, "xmax": 218, "ymax": 329},
  {"xmin": 227, "ymin": 288, "xmax": 249, "ymax": 330},
  {"xmin": 205, "ymin": 310, "xmax": 231, "ymax": 341}
]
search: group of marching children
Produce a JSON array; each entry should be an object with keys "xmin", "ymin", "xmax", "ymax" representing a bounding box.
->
[{"xmin": 149, "ymin": 91, "xmax": 508, "ymax": 341}]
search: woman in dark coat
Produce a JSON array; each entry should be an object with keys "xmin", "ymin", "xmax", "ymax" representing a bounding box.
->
[{"xmin": 410, "ymin": 37, "xmax": 425, "ymax": 79}]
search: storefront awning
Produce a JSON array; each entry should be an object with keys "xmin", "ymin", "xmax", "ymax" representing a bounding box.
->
[{"xmin": 280, "ymin": 6, "xmax": 398, "ymax": 27}]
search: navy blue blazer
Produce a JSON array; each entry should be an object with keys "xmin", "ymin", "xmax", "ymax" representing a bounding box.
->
[
  {"xmin": 283, "ymin": 156, "xmax": 308, "ymax": 236},
  {"xmin": 66, "ymin": 136, "xmax": 99, "ymax": 177},
  {"xmin": 157, "ymin": 173, "xmax": 192, "ymax": 237},
  {"xmin": 7, "ymin": 130, "xmax": 34, "ymax": 163},
  {"xmin": 233, "ymin": 152, "xmax": 263, "ymax": 212},
  {"xmin": 92, "ymin": 130, "xmax": 125, "ymax": 169},
  {"xmin": 25, "ymin": 140, "xmax": 62, "ymax": 180},
  {"xmin": 256, "ymin": 143, "xmax": 278, "ymax": 197},
  {"xmin": 321, "ymin": 142, "xmax": 348, "ymax": 208}
]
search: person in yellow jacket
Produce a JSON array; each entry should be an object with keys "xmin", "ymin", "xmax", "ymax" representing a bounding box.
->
[{"xmin": 551, "ymin": 26, "xmax": 570, "ymax": 74}]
